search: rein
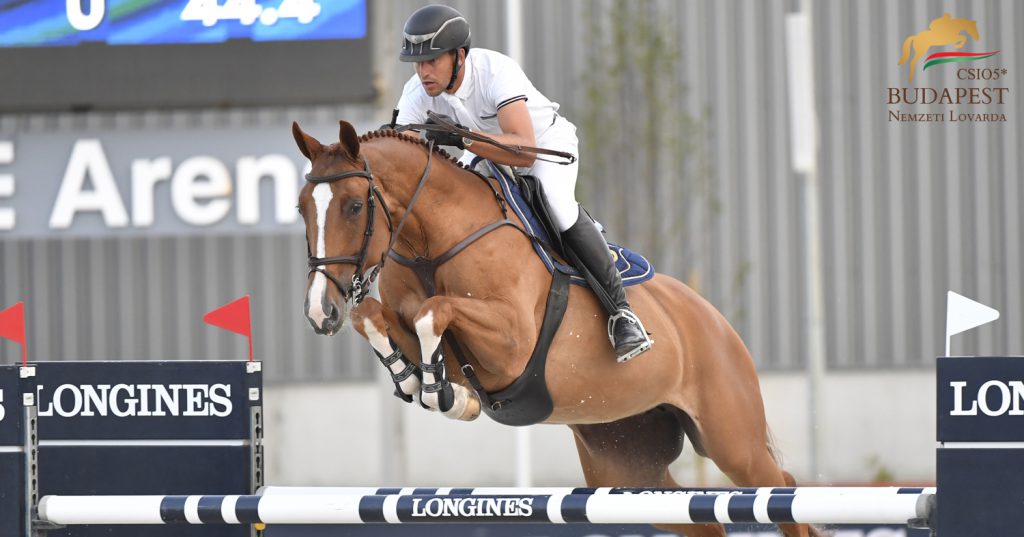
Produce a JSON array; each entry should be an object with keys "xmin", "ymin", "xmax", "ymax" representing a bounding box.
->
[{"xmin": 396, "ymin": 110, "xmax": 577, "ymax": 166}]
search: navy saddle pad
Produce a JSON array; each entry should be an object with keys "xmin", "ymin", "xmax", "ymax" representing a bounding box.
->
[{"xmin": 485, "ymin": 161, "xmax": 654, "ymax": 287}]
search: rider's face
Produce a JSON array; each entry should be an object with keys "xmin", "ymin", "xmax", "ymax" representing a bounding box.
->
[{"xmin": 414, "ymin": 52, "xmax": 456, "ymax": 97}]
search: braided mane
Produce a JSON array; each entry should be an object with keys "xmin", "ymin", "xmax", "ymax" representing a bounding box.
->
[{"xmin": 357, "ymin": 129, "xmax": 473, "ymax": 170}]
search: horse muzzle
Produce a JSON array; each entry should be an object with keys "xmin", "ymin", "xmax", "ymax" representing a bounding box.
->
[{"xmin": 304, "ymin": 272, "xmax": 351, "ymax": 336}]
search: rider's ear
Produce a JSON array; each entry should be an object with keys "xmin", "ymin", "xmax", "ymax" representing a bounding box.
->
[
  {"xmin": 292, "ymin": 121, "xmax": 323, "ymax": 161},
  {"xmin": 339, "ymin": 120, "xmax": 360, "ymax": 161}
]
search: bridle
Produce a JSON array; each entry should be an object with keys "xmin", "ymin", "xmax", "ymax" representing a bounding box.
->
[
  {"xmin": 303, "ymin": 143, "xmax": 436, "ymax": 304},
  {"xmin": 304, "ymin": 156, "xmax": 393, "ymax": 304}
]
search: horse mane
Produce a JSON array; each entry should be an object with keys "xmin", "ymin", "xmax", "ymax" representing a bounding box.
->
[{"xmin": 357, "ymin": 129, "xmax": 474, "ymax": 171}]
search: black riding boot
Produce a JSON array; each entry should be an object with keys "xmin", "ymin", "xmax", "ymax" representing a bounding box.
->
[{"xmin": 561, "ymin": 207, "xmax": 653, "ymax": 362}]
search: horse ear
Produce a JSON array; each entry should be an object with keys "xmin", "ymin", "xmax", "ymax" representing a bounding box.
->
[
  {"xmin": 292, "ymin": 121, "xmax": 323, "ymax": 161},
  {"xmin": 339, "ymin": 120, "xmax": 360, "ymax": 160}
]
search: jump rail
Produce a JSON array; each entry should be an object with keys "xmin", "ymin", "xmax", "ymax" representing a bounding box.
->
[{"xmin": 36, "ymin": 490, "xmax": 934, "ymax": 526}]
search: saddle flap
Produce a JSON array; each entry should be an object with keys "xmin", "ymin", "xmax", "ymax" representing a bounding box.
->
[{"xmin": 482, "ymin": 161, "xmax": 655, "ymax": 288}]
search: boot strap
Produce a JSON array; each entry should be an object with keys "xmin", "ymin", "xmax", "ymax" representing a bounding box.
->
[
  {"xmin": 377, "ymin": 348, "xmax": 405, "ymax": 368},
  {"xmin": 390, "ymin": 362, "xmax": 417, "ymax": 383},
  {"xmin": 419, "ymin": 361, "xmax": 445, "ymax": 375}
]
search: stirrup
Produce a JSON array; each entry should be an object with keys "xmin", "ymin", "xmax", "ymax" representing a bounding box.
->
[{"xmin": 607, "ymin": 309, "xmax": 653, "ymax": 363}]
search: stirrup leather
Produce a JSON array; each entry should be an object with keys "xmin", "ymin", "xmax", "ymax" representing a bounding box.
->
[{"xmin": 607, "ymin": 309, "xmax": 653, "ymax": 363}]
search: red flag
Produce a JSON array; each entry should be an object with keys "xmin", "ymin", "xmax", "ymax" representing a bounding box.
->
[
  {"xmin": 203, "ymin": 296, "xmax": 253, "ymax": 361},
  {"xmin": 0, "ymin": 301, "xmax": 27, "ymax": 366}
]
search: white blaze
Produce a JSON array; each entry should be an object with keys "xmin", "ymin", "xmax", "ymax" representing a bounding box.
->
[{"xmin": 306, "ymin": 184, "xmax": 333, "ymax": 329}]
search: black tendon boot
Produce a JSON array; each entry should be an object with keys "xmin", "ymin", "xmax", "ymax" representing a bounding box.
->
[
  {"xmin": 561, "ymin": 207, "xmax": 653, "ymax": 362},
  {"xmin": 372, "ymin": 341, "xmax": 422, "ymax": 404}
]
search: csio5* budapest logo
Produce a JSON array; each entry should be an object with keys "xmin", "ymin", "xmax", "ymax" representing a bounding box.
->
[{"xmin": 889, "ymin": 13, "xmax": 1009, "ymax": 123}]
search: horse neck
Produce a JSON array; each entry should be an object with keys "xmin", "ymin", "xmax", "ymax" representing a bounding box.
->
[{"xmin": 367, "ymin": 139, "xmax": 502, "ymax": 259}]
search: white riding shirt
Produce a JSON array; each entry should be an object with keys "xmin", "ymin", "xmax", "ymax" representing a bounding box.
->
[{"xmin": 396, "ymin": 48, "xmax": 581, "ymax": 231}]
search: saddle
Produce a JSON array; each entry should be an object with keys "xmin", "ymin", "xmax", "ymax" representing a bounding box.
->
[{"xmin": 479, "ymin": 160, "xmax": 655, "ymax": 288}]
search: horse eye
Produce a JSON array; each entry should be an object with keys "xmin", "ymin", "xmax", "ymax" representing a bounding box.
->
[{"xmin": 345, "ymin": 200, "xmax": 364, "ymax": 217}]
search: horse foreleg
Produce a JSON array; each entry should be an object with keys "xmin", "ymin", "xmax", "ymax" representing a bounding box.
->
[
  {"xmin": 412, "ymin": 295, "xmax": 522, "ymax": 421},
  {"xmin": 350, "ymin": 298, "xmax": 423, "ymax": 405}
]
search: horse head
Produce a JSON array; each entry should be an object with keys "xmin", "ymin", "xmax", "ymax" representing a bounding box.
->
[{"xmin": 293, "ymin": 120, "xmax": 393, "ymax": 335}]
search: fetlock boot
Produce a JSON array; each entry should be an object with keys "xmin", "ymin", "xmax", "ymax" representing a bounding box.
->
[
  {"xmin": 419, "ymin": 347, "xmax": 456, "ymax": 412},
  {"xmin": 561, "ymin": 207, "xmax": 653, "ymax": 362},
  {"xmin": 372, "ymin": 342, "xmax": 422, "ymax": 404}
]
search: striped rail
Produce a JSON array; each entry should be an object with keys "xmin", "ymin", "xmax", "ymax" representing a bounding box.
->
[{"xmin": 37, "ymin": 488, "xmax": 934, "ymax": 526}]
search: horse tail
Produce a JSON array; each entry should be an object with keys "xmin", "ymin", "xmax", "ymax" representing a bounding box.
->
[{"xmin": 899, "ymin": 35, "xmax": 913, "ymax": 65}]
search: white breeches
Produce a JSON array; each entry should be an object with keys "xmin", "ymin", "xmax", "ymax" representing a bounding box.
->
[{"xmin": 461, "ymin": 118, "xmax": 581, "ymax": 232}]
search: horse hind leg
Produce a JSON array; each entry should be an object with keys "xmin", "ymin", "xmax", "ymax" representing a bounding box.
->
[
  {"xmin": 691, "ymin": 415, "xmax": 819, "ymax": 537},
  {"xmin": 570, "ymin": 406, "xmax": 726, "ymax": 537}
]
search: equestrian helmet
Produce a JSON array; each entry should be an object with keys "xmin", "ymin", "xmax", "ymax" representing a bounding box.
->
[{"xmin": 399, "ymin": 4, "xmax": 471, "ymax": 62}]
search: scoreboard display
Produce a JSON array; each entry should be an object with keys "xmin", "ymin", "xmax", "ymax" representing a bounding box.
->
[
  {"xmin": 0, "ymin": 0, "xmax": 373, "ymax": 111},
  {"xmin": 0, "ymin": 0, "xmax": 365, "ymax": 47}
]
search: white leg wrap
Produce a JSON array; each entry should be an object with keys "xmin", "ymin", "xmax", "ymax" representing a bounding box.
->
[
  {"xmin": 362, "ymin": 319, "xmax": 421, "ymax": 400},
  {"xmin": 415, "ymin": 312, "xmax": 443, "ymax": 412}
]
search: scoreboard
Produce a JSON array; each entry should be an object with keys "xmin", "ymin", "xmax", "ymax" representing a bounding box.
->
[
  {"xmin": 0, "ymin": 0, "xmax": 373, "ymax": 111},
  {"xmin": 1, "ymin": 0, "xmax": 366, "ymax": 47}
]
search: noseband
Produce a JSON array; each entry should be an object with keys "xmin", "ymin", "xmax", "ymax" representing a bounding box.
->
[{"xmin": 304, "ymin": 157, "xmax": 394, "ymax": 304}]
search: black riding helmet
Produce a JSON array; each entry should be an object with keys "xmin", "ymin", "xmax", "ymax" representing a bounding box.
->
[{"xmin": 399, "ymin": 4, "xmax": 471, "ymax": 90}]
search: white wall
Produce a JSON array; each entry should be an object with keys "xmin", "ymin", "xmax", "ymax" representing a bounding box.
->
[{"xmin": 262, "ymin": 369, "xmax": 936, "ymax": 487}]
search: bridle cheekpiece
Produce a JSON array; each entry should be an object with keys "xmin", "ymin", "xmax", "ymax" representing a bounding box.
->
[{"xmin": 304, "ymin": 157, "xmax": 393, "ymax": 304}]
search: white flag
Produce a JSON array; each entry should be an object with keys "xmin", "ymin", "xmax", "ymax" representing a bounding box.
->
[{"xmin": 946, "ymin": 291, "xmax": 1000, "ymax": 337}]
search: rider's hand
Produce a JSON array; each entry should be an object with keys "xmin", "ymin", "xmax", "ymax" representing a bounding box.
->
[{"xmin": 424, "ymin": 114, "xmax": 466, "ymax": 149}]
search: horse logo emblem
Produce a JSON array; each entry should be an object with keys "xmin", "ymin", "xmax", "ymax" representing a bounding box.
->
[{"xmin": 898, "ymin": 13, "xmax": 998, "ymax": 82}]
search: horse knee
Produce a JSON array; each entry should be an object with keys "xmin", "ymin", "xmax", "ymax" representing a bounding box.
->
[{"xmin": 414, "ymin": 298, "xmax": 452, "ymax": 342}]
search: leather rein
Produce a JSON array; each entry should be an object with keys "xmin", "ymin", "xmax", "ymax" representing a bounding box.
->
[{"xmin": 395, "ymin": 110, "xmax": 577, "ymax": 165}]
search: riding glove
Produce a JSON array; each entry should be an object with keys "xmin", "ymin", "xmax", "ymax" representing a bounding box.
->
[{"xmin": 424, "ymin": 114, "xmax": 466, "ymax": 149}]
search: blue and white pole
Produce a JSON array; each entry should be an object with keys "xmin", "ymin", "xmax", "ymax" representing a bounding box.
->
[{"xmin": 37, "ymin": 489, "xmax": 933, "ymax": 526}]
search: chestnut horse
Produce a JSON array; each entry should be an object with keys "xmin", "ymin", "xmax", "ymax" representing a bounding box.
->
[{"xmin": 294, "ymin": 120, "xmax": 818, "ymax": 537}]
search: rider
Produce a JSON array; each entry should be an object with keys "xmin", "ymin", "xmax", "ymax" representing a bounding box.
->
[{"xmin": 392, "ymin": 4, "xmax": 652, "ymax": 362}]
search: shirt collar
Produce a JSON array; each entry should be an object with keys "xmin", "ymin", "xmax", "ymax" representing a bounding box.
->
[{"xmin": 452, "ymin": 50, "xmax": 475, "ymax": 101}]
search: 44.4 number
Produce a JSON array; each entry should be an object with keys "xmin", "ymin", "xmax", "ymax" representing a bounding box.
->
[{"xmin": 181, "ymin": 0, "xmax": 322, "ymax": 27}]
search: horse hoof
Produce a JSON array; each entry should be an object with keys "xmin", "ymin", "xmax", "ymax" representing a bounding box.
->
[
  {"xmin": 442, "ymin": 384, "xmax": 481, "ymax": 421},
  {"xmin": 460, "ymin": 392, "xmax": 481, "ymax": 421}
]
